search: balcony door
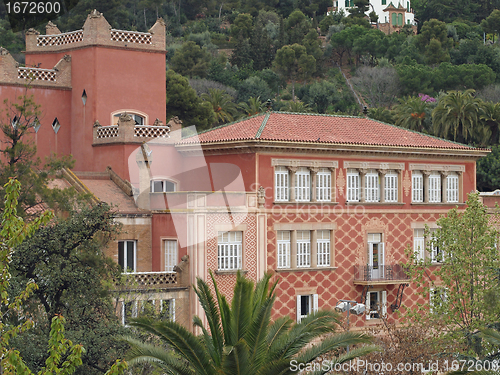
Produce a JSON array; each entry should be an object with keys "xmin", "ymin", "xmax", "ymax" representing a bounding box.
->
[{"xmin": 368, "ymin": 233, "xmax": 384, "ymax": 280}]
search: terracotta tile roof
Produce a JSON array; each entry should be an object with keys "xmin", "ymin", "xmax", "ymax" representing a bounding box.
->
[{"xmin": 179, "ymin": 112, "xmax": 484, "ymax": 151}]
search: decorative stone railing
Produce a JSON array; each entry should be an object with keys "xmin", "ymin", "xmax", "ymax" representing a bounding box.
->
[
  {"xmin": 25, "ymin": 10, "xmax": 165, "ymax": 52},
  {"xmin": 111, "ymin": 29, "xmax": 152, "ymax": 44},
  {"xmin": 37, "ymin": 30, "xmax": 84, "ymax": 47},
  {"xmin": 117, "ymin": 271, "xmax": 179, "ymax": 290},
  {"xmin": 134, "ymin": 125, "xmax": 169, "ymax": 138},
  {"xmin": 96, "ymin": 125, "xmax": 119, "ymax": 139},
  {"xmin": 18, "ymin": 67, "xmax": 57, "ymax": 81}
]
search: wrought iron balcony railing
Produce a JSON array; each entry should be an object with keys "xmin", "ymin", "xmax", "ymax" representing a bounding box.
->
[{"xmin": 353, "ymin": 264, "xmax": 409, "ymax": 283}]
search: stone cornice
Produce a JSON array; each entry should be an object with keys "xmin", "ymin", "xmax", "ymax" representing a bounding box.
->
[
  {"xmin": 409, "ymin": 163, "xmax": 466, "ymax": 172},
  {"xmin": 271, "ymin": 158, "xmax": 338, "ymax": 168},
  {"xmin": 343, "ymin": 161, "xmax": 404, "ymax": 170}
]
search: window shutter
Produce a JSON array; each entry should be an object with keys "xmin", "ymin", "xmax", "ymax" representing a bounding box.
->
[
  {"xmin": 412, "ymin": 172, "xmax": 423, "ymax": 202},
  {"xmin": 172, "ymin": 299, "xmax": 176, "ymax": 322},
  {"xmin": 317, "ymin": 169, "xmax": 331, "ymax": 202},
  {"xmin": 275, "ymin": 167, "xmax": 289, "ymax": 202},
  {"xmin": 414, "ymin": 237, "xmax": 425, "ymax": 261},
  {"xmin": 127, "ymin": 241, "xmax": 135, "ymax": 272},
  {"xmin": 313, "ymin": 294, "xmax": 319, "ymax": 313},
  {"xmin": 296, "ymin": 295, "xmax": 302, "ymax": 323},
  {"xmin": 381, "ymin": 291, "xmax": 387, "ymax": 318},
  {"xmin": 295, "ymin": 168, "xmax": 311, "ymax": 202}
]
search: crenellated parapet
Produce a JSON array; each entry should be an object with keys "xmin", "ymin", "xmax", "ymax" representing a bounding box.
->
[
  {"xmin": 25, "ymin": 9, "xmax": 166, "ymax": 53},
  {"xmin": 0, "ymin": 47, "xmax": 71, "ymax": 88}
]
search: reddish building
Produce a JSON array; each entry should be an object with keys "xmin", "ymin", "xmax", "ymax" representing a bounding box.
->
[{"xmin": 0, "ymin": 12, "xmax": 489, "ymax": 329}]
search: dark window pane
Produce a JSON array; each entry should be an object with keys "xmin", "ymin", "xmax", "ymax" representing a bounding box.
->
[
  {"xmin": 118, "ymin": 241, "xmax": 124, "ymax": 271},
  {"xmin": 127, "ymin": 241, "xmax": 135, "ymax": 271},
  {"xmin": 165, "ymin": 181, "xmax": 175, "ymax": 192}
]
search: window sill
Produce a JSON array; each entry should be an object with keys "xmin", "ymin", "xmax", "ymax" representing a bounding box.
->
[
  {"xmin": 275, "ymin": 267, "xmax": 337, "ymax": 273},
  {"xmin": 215, "ymin": 269, "xmax": 248, "ymax": 275},
  {"xmin": 273, "ymin": 201, "xmax": 339, "ymax": 205},
  {"xmin": 346, "ymin": 202, "xmax": 405, "ymax": 206},
  {"xmin": 411, "ymin": 202, "xmax": 465, "ymax": 206}
]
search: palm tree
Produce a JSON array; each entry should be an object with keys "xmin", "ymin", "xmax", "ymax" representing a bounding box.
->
[
  {"xmin": 200, "ymin": 89, "xmax": 238, "ymax": 126},
  {"xmin": 432, "ymin": 90, "xmax": 482, "ymax": 143},
  {"xmin": 239, "ymin": 96, "xmax": 264, "ymax": 116},
  {"xmin": 123, "ymin": 271, "xmax": 378, "ymax": 375},
  {"xmin": 280, "ymin": 100, "xmax": 313, "ymax": 113},
  {"xmin": 393, "ymin": 96, "xmax": 432, "ymax": 132},
  {"xmin": 480, "ymin": 101, "xmax": 500, "ymax": 145}
]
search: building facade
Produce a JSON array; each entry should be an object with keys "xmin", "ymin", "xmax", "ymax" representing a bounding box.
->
[{"xmin": 0, "ymin": 12, "xmax": 488, "ymax": 330}]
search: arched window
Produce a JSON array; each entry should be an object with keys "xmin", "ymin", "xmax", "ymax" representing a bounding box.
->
[
  {"xmin": 398, "ymin": 13, "xmax": 403, "ymax": 26},
  {"xmin": 150, "ymin": 179, "xmax": 176, "ymax": 193},
  {"xmin": 111, "ymin": 110, "xmax": 148, "ymax": 125},
  {"xmin": 392, "ymin": 13, "xmax": 397, "ymax": 25}
]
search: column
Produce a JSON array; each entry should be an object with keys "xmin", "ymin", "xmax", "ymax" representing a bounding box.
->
[
  {"xmin": 310, "ymin": 167, "xmax": 319, "ymax": 202},
  {"xmin": 330, "ymin": 229, "xmax": 335, "ymax": 267},
  {"xmin": 378, "ymin": 169, "xmax": 387, "ymax": 203},
  {"xmin": 457, "ymin": 171, "xmax": 463, "ymax": 203},
  {"xmin": 423, "ymin": 170, "xmax": 431, "ymax": 203},
  {"xmin": 441, "ymin": 171, "xmax": 449, "ymax": 204},
  {"xmin": 291, "ymin": 230, "xmax": 297, "ymax": 268},
  {"xmin": 359, "ymin": 168, "xmax": 367, "ymax": 203},
  {"xmin": 287, "ymin": 166, "xmax": 297, "ymax": 202},
  {"xmin": 311, "ymin": 230, "xmax": 317, "ymax": 268}
]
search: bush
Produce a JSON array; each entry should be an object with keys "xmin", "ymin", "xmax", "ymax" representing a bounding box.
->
[{"xmin": 237, "ymin": 76, "xmax": 272, "ymax": 103}]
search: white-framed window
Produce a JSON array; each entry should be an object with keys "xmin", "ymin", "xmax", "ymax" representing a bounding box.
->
[
  {"xmin": 412, "ymin": 172, "xmax": 423, "ymax": 202},
  {"xmin": 317, "ymin": 230, "xmax": 330, "ymax": 267},
  {"xmin": 365, "ymin": 169, "xmax": 379, "ymax": 202},
  {"xmin": 118, "ymin": 240, "xmax": 136, "ymax": 273},
  {"xmin": 346, "ymin": 169, "xmax": 359, "ymax": 202},
  {"xmin": 275, "ymin": 167, "xmax": 289, "ymax": 202},
  {"xmin": 429, "ymin": 287, "xmax": 447, "ymax": 313},
  {"xmin": 151, "ymin": 180, "xmax": 176, "ymax": 193},
  {"xmin": 365, "ymin": 290, "xmax": 387, "ymax": 320},
  {"xmin": 296, "ymin": 294, "xmax": 318, "ymax": 323},
  {"xmin": 160, "ymin": 299, "xmax": 175, "ymax": 321},
  {"xmin": 218, "ymin": 231, "xmax": 243, "ymax": 271},
  {"xmin": 296, "ymin": 230, "xmax": 311, "ymax": 268},
  {"xmin": 385, "ymin": 171, "xmax": 398, "ymax": 202},
  {"xmin": 413, "ymin": 228, "xmax": 425, "ymax": 261},
  {"xmin": 316, "ymin": 168, "xmax": 331, "ymax": 202},
  {"xmin": 122, "ymin": 300, "xmax": 138, "ymax": 326},
  {"xmin": 447, "ymin": 173, "xmax": 459, "ymax": 203},
  {"xmin": 295, "ymin": 167, "xmax": 310, "ymax": 202},
  {"xmin": 429, "ymin": 172, "xmax": 441, "ymax": 203},
  {"xmin": 430, "ymin": 229, "xmax": 444, "ymax": 263},
  {"xmin": 277, "ymin": 231, "xmax": 291, "ymax": 269},
  {"xmin": 164, "ymin": 239, "xmax": 178, "ymax": 272}
]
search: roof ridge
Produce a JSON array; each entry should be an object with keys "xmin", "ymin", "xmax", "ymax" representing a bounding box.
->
[{"xmin": 255, "ymin": 112, "xmax": 271, "ymax": 138}]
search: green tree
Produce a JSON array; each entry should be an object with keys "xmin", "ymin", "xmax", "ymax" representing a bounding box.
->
[
  {"xmin": 123, "ymin": 271, "xmax": 378, "ymax": 374},
  {"xmin": 284, "ymin": 9, "xmax": 312, "ymax": 44},
  {"xmin": 424, "ymin": 38, "xmax": 450, "ymax": 64},
  {"xmin": 329, "ymin": 25, "xmax": 368, "ymax": 66},
  {"xmin": 237, "ymin": 76, "xmax": 273, "ymax": 103},
  {"xmin": 348, "ymin": 0, "xmax": 369, "ymax": 18},
  {"xmin": 239, "ymin": 96, "xmax": 265, "ymax": 116},
  {"xmin": 231, "ymin": 13, "xmax": 254, "ymax": 40},
  {"xmin": 393, "ymin": 95, "xmax": 434, "ymax": 132},
  {"xmin": 166, "ymin": 70, "xmax": 216, "ymax": 130},
  {"xmin": 417, "ymin": 19, "xmax": 453, "ymax": 52},
  {"xmin": 170, "ymin": 41, "xmax": 212, "ymax": 78},
  {"xmin": 201, "ymin": 88, "xmax": 239, "ymax": 125},
  {"xmin": 480, "ymin": 101, "xmax": 500, "ymax": 145},
  {"xmin": 273, "ymin": 44, "xmax": 316, "ymax": 101},
  {"xmin": 481, "ymin": 9, "xmax": 500, "ymax": 43},
  {"xmin": 10, "ymin": 203, "xmax": 130, "ymax": 375},
  {"xmin": 432, "ymin": 89, "xmax": 482, "ymax": 143},
  {"xmin": 405, "ymin": 193, "xmax": 500, "ymax": 353},
  {"xmin": 477, "ymin": 144, "xmax": 500, "ymax": 192}
]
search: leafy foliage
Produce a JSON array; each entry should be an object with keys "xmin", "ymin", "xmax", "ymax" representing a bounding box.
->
[{"xmin": 123, "ymin": 271, "xmax": 378, "ymax": 375}]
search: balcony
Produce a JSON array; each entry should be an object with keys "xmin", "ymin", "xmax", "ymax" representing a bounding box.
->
[
  {"xmin": 353, "ymin": 264, "xmax": 409, "ymax": 285},
  {"xmin": 116, "ymin": 271, "xmax": 185, "ymax": 290}
]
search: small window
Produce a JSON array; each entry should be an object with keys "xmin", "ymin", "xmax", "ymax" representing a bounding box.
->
[
  {"xmin": 430, "ymin": 229, "xmax": 444, "ymax": 263},
  {"xmin": 429, "ymin": 172, "xmax": 441, "ymax": 203},
  {"xmin": 52, "ymin": 117, "xmax": 61, "ymax": 134},
  {"xmin": 382, "ymin": 0, "xmax": 386, "ymax": 4},
  {"xmin": 218, "ymin": 231, "xmax": 243, "ymax": 271},
  {"xmin": 365, "ymin": 170, "xmax": 379, "ymax": 202},
  {"xmin": 275, "ymin": 167, "xmax": 289, "ymax": 202},
  {"xmin": 122, "ymin": 301, "xmax": 138, "ymax": 326},
  {"xmin": 151, "ymin": 180, "xmax": 176, "ymax": 193},
  {"xmin": 118, "ymin": 240, "xmax": 136, "ymax": 272},
  {"xmin": 164, "ymin": 240, "xmax": 178, "ymax": 272},
  {"xmin": 366, "ymin": 291, "xmax": 387, "ymax": 320},
  {"xmin": 385, "ymin": 171, "xmax": 398, "ymax": 202},
  {"xmin": 398, "ymin": 13, "xmax": 403, "ymax": 26},
  {"xmin": 296, "ymin": 294, "xmax": 318, "ymax": 323},
  {"xmin": 412, "ymin": 172, "xmax": 423, "ymax": 202},
  {"xmin": 160, "ymin": 299, "xmax": 175, "ymax": 321},
  {"xmin": 296, "ymin": 230, "xmax": 311, "ymax": 268},
  {"xmin": 277, "ymin": 231, "xmax": 291, "ymax": 269},
  {"xmin": 447, "ymin": 173, "xmax": 459, "ymax": 203},
  {"xmin": 346, "ymin": 169, "xmax": 360, "ymax": 202},
  {"xmin": 317, "ymin": 230, "xmax": 330, "ymax": 267},
  {"xmin": 414, "ymin": 228, "xmax": 425, "ymax": 261},
  {"xmin": 429, "ymin": 287, "xmax": 447, "ymax": 313},
  {"xmin": 295, "ymin": 167, "xmax": 310, "ymax": 202},
  {"xmin": 316, "ymin": 168, "xmax": 331, "ymax": 202}
]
